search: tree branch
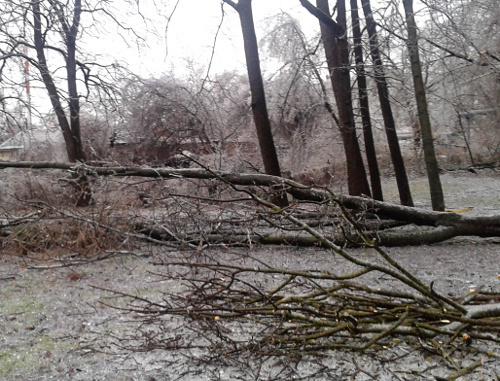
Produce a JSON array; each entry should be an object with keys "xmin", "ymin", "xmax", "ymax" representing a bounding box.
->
[
  {"xmin": 221, "ymin": 0, "xmax": 238, "ymax": 11},
  {"xmin": 299, "ymin": 0, "xmax": 344, "ymax": 37}
]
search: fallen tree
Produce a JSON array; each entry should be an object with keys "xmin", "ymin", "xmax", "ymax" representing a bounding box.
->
[{"xmin": 1, "ymin": 160, "xmax": 499, "ymax": 246}]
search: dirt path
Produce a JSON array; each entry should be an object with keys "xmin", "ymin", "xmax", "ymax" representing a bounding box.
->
[{"xmin": 1, "ymin": 169, "xmax": 499, "ymax": 380}]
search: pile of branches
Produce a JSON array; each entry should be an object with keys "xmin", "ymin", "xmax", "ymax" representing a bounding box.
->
[
  {"xmin": 99, "ymin": 170, "xmax": 500, "ymax": 378},
  {"xmin": 114, "ymin": 200, "xmax": 500, "ymax": 354}
]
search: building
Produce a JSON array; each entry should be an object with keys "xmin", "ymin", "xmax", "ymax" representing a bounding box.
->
[{"xmin": 0, "ymin": 128, "xmax": 67, "ymax": 161}]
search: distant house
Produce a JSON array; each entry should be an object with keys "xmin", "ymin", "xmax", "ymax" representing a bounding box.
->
[
  {"xmin": 110, "ymin": 138, "xmax": 260, "ymax": 166},
  {"xmin": 0, "ymin": 128, "xmax": 67, "ymax": 161}
]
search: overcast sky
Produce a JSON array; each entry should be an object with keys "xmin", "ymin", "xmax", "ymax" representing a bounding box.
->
[{"xmin": 119, "ymin": 0, "xmax": 319, "ymax": 77}]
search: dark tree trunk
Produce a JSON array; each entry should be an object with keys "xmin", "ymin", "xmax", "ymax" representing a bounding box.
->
[
  {"xmin": 65, "ymin": 0, "xmax": 86, "ymax": 163},
  {"xmin": 361, "ymin": 0, "xmax": 414, "ymax": 207},
  {"xmin": 223, "ymin": 0, "xmax": 287, "ymax": 207},
  {"xmin": 32, "ymin": 0, "xmax": 91, "ymax": 206},
  {"xmin": 350, "ymin": 0, "xmax": 383, "ymax": 201},
  {"xmin": 33, "ymin": 2, "xmax": 78, "ymax": 162},
  {"xmin": 301, "ymin": 0, "xmax": 371, "ymax": 197},
  {"xmin": 403, "ymin": 0, "xmax": 445, "ymax": 211}
]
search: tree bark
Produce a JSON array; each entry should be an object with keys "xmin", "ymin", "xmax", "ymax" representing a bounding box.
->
[
  {"xmin": 32, "ymin": 1, "xmax": 78, "ymax": 163},
  {"xmin": 32, "ymin": 0, "xmax": 91, "ymax": 206},
  {"xmin": 300, "ymin": 0, "xmax": 371, "ymax": 198},
  {"xmin": 402, "ymin": 0, "xmax": 445, "ymax": 211},
  {"xmin": 223, "ymin": 0, "xmax": 287, "ymax": 207},
  {"xmin": 350, "ymin": 0, "xmax": 383, "ymax": 201},
  {"xmin": 133, "ymin": 223, "xmax": 469, "ymax": 247},
  {"xmin": 361, "ymin": 0, "xmax": 414, "ymax": 207},
  {"xmin": 64, "ymin": 0, "xmax": 86, "ymax": 163}
]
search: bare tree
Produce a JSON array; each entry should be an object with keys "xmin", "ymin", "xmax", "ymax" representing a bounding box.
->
[
  {"xmin": 350, "ymin": 0, "xmax": 383, "ymax": 201},
  {"xmin": 0, "ymin": 1, "xmax": 103, "ymax": 204},
  {"xmin": 402, "ymin": 0, "xmax": 444, "ymax": 211},
  {"xmin": 300, "ymin": 0, "xmax": 372, "ymax": 197},
  {"xmin": 31, "ymin": 0, "xmax": 86, "ymax": 165},
  {"xmin": 120, "ymin": 76, "xmax": 217, "ymax": 162},
  {"xmin": 221, "ymin": 0, "xmax": 288, "ymax": 207},
  {"xmin": 361, "ymin": 0, "xmax": 413, "ymax": 206},
  {"xmin": 259, "ymin": 13, "xmax": 343, "ymax": 179},
  {"xmin": 0, "ymin": 0, "xmax": 148, "ymax": 204}
]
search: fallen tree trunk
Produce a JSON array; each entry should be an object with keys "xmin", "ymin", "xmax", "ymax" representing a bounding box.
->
[
  {"xmin": 1, "ymin": 161, "xmax": 499, "ymax": 245},
  {"xmin": 134, "ymin": 222, "xmax": 464, "ymax": 247}
]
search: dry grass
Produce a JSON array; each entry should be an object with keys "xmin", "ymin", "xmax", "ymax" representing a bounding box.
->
[
  {"xmin": 0, "ymin": 170, "xmax": 140, "ymax": 259},
  {"xmin": 0, "ymin": 167, "xmax": 232, "ymax": 260},
  {"xmin": 4, "ymin": 214, "xmax": 129, "ymax": 260}
]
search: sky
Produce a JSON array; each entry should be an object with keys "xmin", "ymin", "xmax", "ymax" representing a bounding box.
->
[
  {"xmin": 107, "ymin": 0, "xmax": 319, "ymax": 77},
  {"xmin": 10, "ymin": 0, "xmax": 397, "ymax": 127},
  {"xmin": 141, "ymin": 0, "xmax": 398, "ymax": 78}
]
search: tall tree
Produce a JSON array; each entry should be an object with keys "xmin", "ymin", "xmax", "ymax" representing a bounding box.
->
[
  {"xmin": 361, "ymin": 0, "xmax": 414, "ymax": 207},
  {"xmin": 0, "ymin": 0, "xmax": 142, "ymax": 205},
  {"xmin": 402, "ymin": 0, "xmax": 445, "ymax": 211},
  {"xmin": 222, "ymin": 0, "xmax": 288, "ymax": 207},
  {"xmin": 300, "ymin": 0, "xmax": 371, "ymax": 197},
  {"xmin": 32, "ymin": 0, "xmax": 85, "ymax": 165},
  {"xmin": 32, "ymin": 0, "xmax": 91, "ymax": 205},
  {"xmin": 350, "ymin": 0, "xmax": 383, "ymax": 201}
]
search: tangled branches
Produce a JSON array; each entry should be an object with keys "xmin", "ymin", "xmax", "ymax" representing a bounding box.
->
[
  {"xmin": 101, "ymin": 183, "xmax": 500, "ymax": 379},
  {"xmin": 143, "ymin": 261, "xmax": 500, "ymax": 352}
]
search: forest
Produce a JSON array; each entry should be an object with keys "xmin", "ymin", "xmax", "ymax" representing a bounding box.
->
[{"xmin": 0, "ymin": 0, "xmax": 499, "ymax": 380}]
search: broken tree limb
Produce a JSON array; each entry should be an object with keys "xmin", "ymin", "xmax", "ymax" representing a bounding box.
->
[
  {"xmin": 134, "ymin": 222, "xmax": 464, "ymax": 248},
  {"xmin": 1, "ymin": 161, "xmax": 499, "ymax": 245}
]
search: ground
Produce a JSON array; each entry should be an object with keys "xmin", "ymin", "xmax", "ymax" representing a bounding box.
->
[{"xmin": 0, "ymin": 169, "xmax": 499, "ymax": 380}]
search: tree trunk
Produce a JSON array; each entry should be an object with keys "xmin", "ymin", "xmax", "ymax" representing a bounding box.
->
[
  {"xmin": 32, "ymin": 1, "xmax": 91, "ymax": 206},
  {"xmin": 350, "ymin": 0, "xmax": 383, "ymax": 201},
  {"xmin": 132, "ymin": 224, "xmax": 471, "ymax": 248},
  {"xmin": 223, "ymin": 0, "xmax": 287, "ymax": 207},
  {"xmin": 65, "ymin": 0, "xmax": 86, "ymax": 163},
  {"xmin": 32, "ymin": 2, "xmax": 78, "ymax": 162},
  {"xmin": 403, "ymin": 0, "xmax": 445, "ymax": 211},
  {"xmin": 301, "ymin": 0, "xmax": 371, "ymax": 197},
  {"xmin": 361, "ymin": 0, "xmax": 414, "ymax": 207}
]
